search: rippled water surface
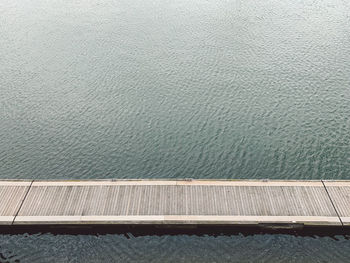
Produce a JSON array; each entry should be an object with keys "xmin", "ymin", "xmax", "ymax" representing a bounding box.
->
[
  {"xmin": 0, "ymin": 232, "xmax": 350, "ymax": 263},
  {"xmin": 1, "ymin": 0, "xmax": 350, "ymax": 180},
  {"xmin": 1, "ymin": 0, "xmax": 350, "ymax": 261}
]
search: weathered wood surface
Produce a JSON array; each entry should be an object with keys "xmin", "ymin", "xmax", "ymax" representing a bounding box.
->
[
  {"xmin": 0, "ymin": 181, "xmax": 31, "ymax": 225},
  {"xmin": 0, "ymin": 180, "xmax": 349, "ymax": 226},
  {"xmin": 323, "ymin": 181, "xmax": 350, "ymax": 226}
]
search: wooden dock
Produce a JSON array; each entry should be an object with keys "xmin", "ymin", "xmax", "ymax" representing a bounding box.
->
[{"xmin": 1, "ymin": 180, "xmax": 350, "ymax": 227}]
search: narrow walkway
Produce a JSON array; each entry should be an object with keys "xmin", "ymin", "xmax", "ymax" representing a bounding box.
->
[{"xmin": 1, "ymin": 180, "xmax": 350, "ymax": 226}]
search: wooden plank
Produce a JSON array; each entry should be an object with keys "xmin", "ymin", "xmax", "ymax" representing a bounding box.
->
[
  {"xmin": 0, "ymin": 181, "xmax": 31, "ymax": 225},
  {"xmin": 323, "ymin": 181, "xmax": 350, "ymax": 225},
  {"xmin": 11, "ymin": 180, "xmax": 341, "ymax": 226},
  {"xmin": 31, "ymin": 180, "xmax": 322, "ymax": 187},
  {"xmin": 14, "ymin": 215, "xmax": 340, "ymax": 225}
]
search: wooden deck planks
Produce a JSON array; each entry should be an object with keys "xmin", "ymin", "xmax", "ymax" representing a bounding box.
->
[
  {"xmin": 8, "ymin": 180, "xmax": 342, "ymax": 226},
  {"xmin": 323, "ymin": 181, "xmax": 350, "ymax": 225},
  {"xmin": 0, "ymin": 181, "xmax": 31, "ymax": 225}
]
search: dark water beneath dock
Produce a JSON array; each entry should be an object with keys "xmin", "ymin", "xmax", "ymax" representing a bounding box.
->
[
  {"xmin": 1, "ymin": 0, "xmax": 350, "ymax": 261},
  {"xmin": 1, "ymin": 231, "xmax": 350, "ymax": 262}
]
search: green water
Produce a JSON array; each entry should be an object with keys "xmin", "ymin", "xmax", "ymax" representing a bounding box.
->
[{"xmin": 1, "ymin": 0, "xmax": 350, "ymax": 261}]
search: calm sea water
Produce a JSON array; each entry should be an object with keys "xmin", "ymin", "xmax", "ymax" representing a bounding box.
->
[{"xmin": 1, "ymin": 0, "xmax": 350, "ymax": 261}]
